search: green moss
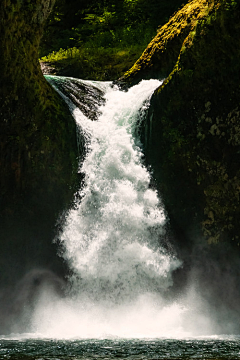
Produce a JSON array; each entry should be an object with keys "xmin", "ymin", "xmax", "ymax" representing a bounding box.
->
[
  {"xmin": 127, "ymin": 0, "xmax": 240, "ymax": 245},
  {"xmin": 0, "ymin": 0, "xmax": 79, "ymax": 219},
  {"xmin": 119, "ymin": 0, "xmax": 215, "ymax": 86}
]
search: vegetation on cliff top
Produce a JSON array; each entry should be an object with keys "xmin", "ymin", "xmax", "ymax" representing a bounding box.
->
[{"xmin": 39, "ymin": 0, "xmax": 189, "ymax": 80}]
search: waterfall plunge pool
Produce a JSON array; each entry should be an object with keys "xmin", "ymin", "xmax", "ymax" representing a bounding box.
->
[{"xmin": 1, "ymin": 337, "xmax": 240, "ymax": 359}]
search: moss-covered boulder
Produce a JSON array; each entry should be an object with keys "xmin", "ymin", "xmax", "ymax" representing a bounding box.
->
[
  {"xmin": 121, "ymin": 0, "xmax": 240, "ymax": 247},
  {"xmin": 119, "ymin": 0, "xmax": 214, "ymax": 86},
  {"xmin": 0, "ymin": 0, "xmax": 79, "ymax": 285}
]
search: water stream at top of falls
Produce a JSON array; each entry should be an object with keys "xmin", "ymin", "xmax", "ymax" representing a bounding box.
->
[{"xmin": 23, "ymin": 77, "xmax": 217, "ymax": 339}]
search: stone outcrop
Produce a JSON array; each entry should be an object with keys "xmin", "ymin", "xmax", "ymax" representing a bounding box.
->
[
  {"xmin": 120, "ymin": 1, "xmax": 240, "ymax": 324},
  {"xmin": 119, "ymin": 0, "xmax": 215, "ymax": 85},
  {"xmin": 121, "ymin": 0, "xmax": 240, "ymax": 248},
  {"xmin": 0, "ymin": 1, "xmax": 79, "ymax": 286}
]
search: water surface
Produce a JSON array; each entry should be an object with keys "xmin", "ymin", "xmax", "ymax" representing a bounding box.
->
[{"xmin": 1, "ymin": 337, "xmax": 240, "ymax": 359}]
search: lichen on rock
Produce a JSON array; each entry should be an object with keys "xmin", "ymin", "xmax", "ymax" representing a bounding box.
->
[
  {"xmin": 0, "ymin": 0, "xmax": 79, "ymax": 285},
  {"xmin": 119, "ymin": 0, "xmax": 215, "ymax": 86},
  {"xmin": 121, "ymin": 0, "xmax": 240, "ymax": 247}
]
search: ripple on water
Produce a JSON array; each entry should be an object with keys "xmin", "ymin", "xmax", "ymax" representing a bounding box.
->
[{"xmin": 0, "ymin": 338, "xmax": 240, "ymax": 359}]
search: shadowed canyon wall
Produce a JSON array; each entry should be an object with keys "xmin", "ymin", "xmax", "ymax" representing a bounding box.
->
[
  {"xmin": 120, "ymin": 0, "xmax": 240, "ymax": 320},
  {"xmin": 121, "ymin": 0, "xmax": 240, "ymax": 248},
  {"xmin": 0, "ymin": 0, "xmax": 79, "ymax": 287}
]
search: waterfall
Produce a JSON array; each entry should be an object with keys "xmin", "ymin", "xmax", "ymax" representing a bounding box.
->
[
  {"xmin": 52, "ymin": 77, "xmax": 180, "ymax": 299},
  {"xmin": 45, "ymin": 76, "xmax": 180, "ymax": 298},
  {"xmin": 26, "ymin": 77, "xmax": 214, "ymax": 339}
]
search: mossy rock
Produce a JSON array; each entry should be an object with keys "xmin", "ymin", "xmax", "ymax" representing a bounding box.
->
[
  {"xmin": 119, "ymin": 0, "xmax": 215, "ymax": 86},
  {"xmin": 0, "ymin": 0, "xmax": 79, "ymax": 286},
  {"xmin": 121, "ymin": 0, "xmax": 240, "ymax": 247}
]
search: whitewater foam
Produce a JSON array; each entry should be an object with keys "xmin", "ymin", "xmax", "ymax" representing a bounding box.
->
[{"xmin": 20, "ymin": 78, "xmax": 218, "ymax": 339}]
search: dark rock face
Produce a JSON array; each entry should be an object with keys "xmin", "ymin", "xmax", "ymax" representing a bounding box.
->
[
  {"xmin": 46, "ymin": 76, "xmax": 106, "ymax": 121},
  {"xmin": 145, "ymin": 1, "xmax": 240, "ymax": 246},
  {"xmin": 121, "ymin": 0, "xmax": 240, "ymax": 248},
  {"xmin": 120, "ymin": 0, "xmax": 240, "ymax": 322},
  {"xmin": 0, "ymin": 0, "xmax": 79, "ymax": 297}
]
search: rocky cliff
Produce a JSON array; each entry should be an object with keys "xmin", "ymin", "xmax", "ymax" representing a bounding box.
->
[
  {"xmin": 120, "ymin": 0, "xmax": 240, "ymax": 324},
  {"xmin": 0, "ymin": 0, "xmax": 79, "ymax": 286},
  {"xmin": 121, "ymin": 0, "xmax": 240, "ymax": 248}
]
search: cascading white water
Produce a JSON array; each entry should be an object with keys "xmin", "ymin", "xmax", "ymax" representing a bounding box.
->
[
  {"xmin": 58, "ymin": 79, "xmax": 180, "ymax": 302},
  {"xmin": 29, "ymin": 77, "xmax": 216, "ymax": 339}
]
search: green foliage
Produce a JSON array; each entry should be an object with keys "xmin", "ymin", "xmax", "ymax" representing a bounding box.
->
[
  {"xmin": 40, "ymin": 45, "xmax": 144, "ymax": 80},
  {"xmin": 40, "ymin": 0, "xmax": 189, "ymax": 80}
]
